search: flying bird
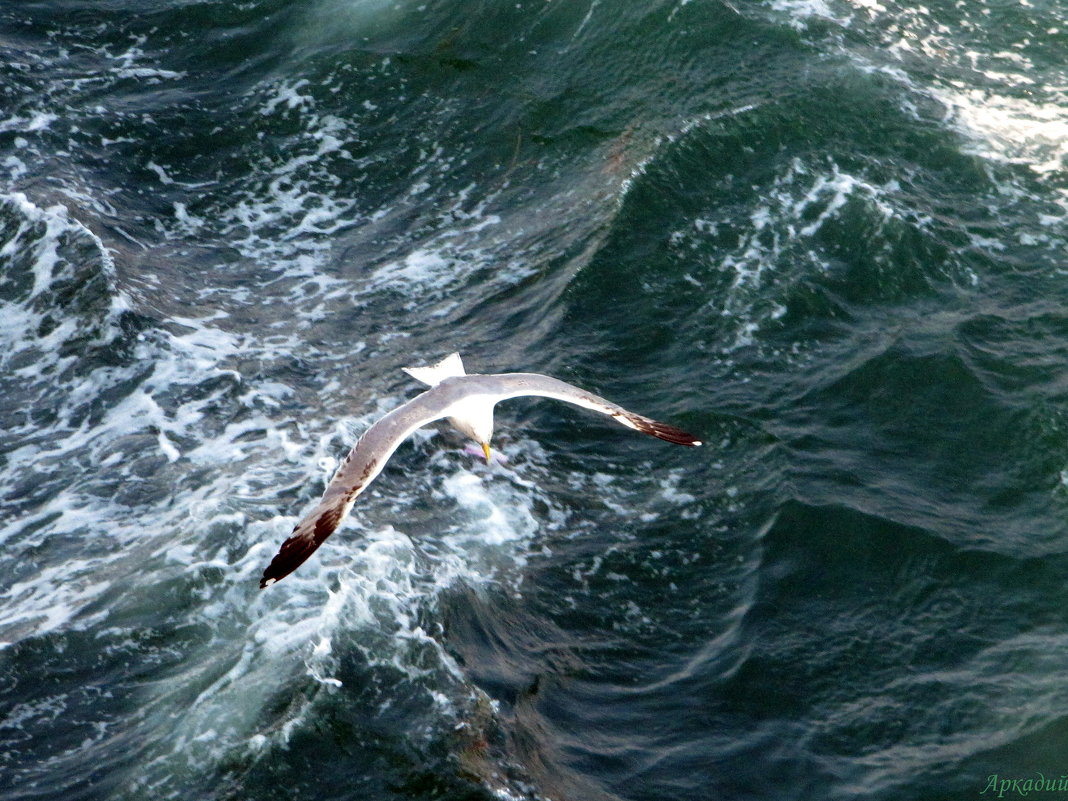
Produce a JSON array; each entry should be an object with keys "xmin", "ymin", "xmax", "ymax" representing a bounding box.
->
[{"xmin": 260, "ymin": 353, "xmax": 701, "ymax": 587}]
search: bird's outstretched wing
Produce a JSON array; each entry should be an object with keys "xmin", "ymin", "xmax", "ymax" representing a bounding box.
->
[
  {"xmin": 488, "ymin": 373, "xmax": 702, "ymax": 446},
  {"xmin": 259, "ymin": 390, "xmax": 453, "ymax": 588},
  {"xmin": 260, "ymin": 371, "xmax": 700, "ymax": 587}
]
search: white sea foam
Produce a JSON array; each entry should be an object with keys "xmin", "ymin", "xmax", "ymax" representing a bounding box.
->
[
  {"xmin": 768, "ymin": 0, "xmax": 845, "ymax": 29},
  {"xmin": 0, "ymin": 193, "xmax": 269, "ymax": 647},
  {"xmin": 440, "ymin": 470, "xmax": 540, "ymax": 548},
  {"xmin": 0, "ymin": 559, "xmax": 110, "ymax": 643},
  {"xmin": 0, "ymin": 112, "xmax": 57, "ymax": 135},
  {"xmin": 935, "ymin": 86, "xmax": 1068, "ymax": 176},
  {"xmin": 109, "ymin": 36, "xmax": 186, "ymax": 82},
  {"xmin": 767, "ymin": 0, "xmax": 1068, "ymax": 182},
  {"xmin": 669, "ymin": 155, "xmax": 902, "ymax": 349}
]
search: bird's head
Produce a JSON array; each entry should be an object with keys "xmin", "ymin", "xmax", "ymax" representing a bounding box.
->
[{"xmin": 448, "ymin": 397, "xmax": 496, "ymax": 464}]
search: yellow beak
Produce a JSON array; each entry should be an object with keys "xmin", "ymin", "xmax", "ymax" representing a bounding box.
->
[{"xmin": 481, "ymin": 442, "xmax": 492, "ymax": 463}]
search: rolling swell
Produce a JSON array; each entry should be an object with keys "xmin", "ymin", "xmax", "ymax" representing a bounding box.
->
[{"xmin": 735, "ymin": 501, "xmax": 1068, "ymax": 799}]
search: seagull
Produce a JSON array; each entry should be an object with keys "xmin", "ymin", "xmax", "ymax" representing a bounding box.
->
[{"xmin": 260, "ymin": 353, "xmax": 701, "ymax": 588}]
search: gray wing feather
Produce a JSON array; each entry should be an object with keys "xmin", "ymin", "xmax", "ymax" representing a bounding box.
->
[
  {"xmin": 487, "ymin": 373, "xmax": 703, "ymax": 446},
  {"xmin": 259, "ymin": 389, "xmax": 456, "ymax": 588}
]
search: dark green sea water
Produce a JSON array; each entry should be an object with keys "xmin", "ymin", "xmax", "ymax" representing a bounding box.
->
[{"xmin": 3, "ymin": 1, "xmax": 1068, "ymax": 799}]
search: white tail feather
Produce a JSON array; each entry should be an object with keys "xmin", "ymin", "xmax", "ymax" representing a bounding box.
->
[{"xmin": 402, "ymin": 352, "xmax": 466, "ymax": 386}]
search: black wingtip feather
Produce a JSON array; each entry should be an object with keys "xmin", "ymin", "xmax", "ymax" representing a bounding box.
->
[
  {"xmin": 635, "ymin": 418, "xmax": 702, "ymax": 446},
  {"xmin": 259, "ymin": 531, "xmax": 319, "ymax": 588},
  {"xmin": 260, "ymin": 503, "xmax": 347, "ymax": 588}
]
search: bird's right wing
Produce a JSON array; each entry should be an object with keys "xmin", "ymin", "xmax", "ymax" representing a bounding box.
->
[
  {"xmin": 259, "ymin": 390, "xmax": 453, "ymax": 588},
  {"xmin": 490, "ymin": 373, "xmax": 702, "ymax": 446}
]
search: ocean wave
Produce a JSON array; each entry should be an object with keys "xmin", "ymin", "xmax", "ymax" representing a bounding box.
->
[{"xmin": 4, "ymin": 1, "xmax": 1068, "ymax": 799}]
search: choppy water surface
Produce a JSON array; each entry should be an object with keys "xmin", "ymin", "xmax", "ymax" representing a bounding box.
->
[{"xmin": 3, "ymin": 1, "xmax": 1068, "ymax": 799}]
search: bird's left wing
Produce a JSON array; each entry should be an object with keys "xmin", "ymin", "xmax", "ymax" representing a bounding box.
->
[{"xmin": 488, "ymin": 373, "xmax": 702, "ymax": 446}]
